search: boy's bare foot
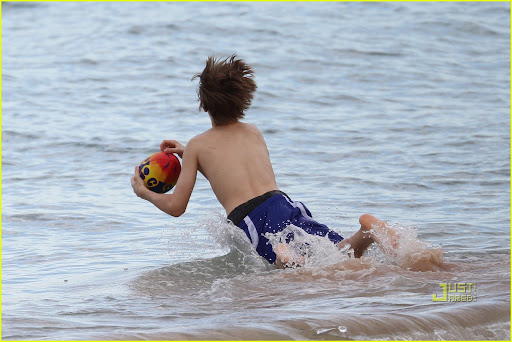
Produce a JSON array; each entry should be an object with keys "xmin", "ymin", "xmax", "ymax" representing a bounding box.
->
[
  {"xmin": 338, "ymin": 214, "xmax": 399, "ymax": 258},
  {"xmin": 360, "ymin": 214, "xmax": 399, "ymax": 255}
]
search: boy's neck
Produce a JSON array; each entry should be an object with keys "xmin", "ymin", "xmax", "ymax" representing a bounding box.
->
[{"xmin": 209, "ymin": 114, "xmax": 239, "ymax": 128}]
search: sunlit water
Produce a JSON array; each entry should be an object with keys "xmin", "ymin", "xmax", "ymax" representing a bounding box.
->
[{"xmin": 2, "ymin": 2, "xmax": 510, "ymax": 340}]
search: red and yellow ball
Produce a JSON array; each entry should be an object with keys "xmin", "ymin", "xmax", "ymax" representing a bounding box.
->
[{"xmin": 138, "ymin": 152, "xmax": 181, "ymax": 193}]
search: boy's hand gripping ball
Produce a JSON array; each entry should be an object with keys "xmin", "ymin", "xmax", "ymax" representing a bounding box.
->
[{"xmin": 138, "ymin": 152, "xmax": 181, "ymax": 193}]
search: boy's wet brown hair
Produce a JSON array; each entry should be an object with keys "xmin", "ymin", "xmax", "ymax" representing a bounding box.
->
[{"xmin": 192, "ymin": 55, "xmax": 257, "ymax": 125}]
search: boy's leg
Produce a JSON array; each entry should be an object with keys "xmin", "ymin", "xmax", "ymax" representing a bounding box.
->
[
  {"xmin": 275, "ymin": 243, "xmax": 289, "ymax": 269},
  {"xmin": 275, "ymin": 243, "xmax": 305, "ymax": 269},
  {"xmin": 338, "ymin": 214, "xmax": 398, "ymax": 258},
  {"xmin": 274, "ymin": 214, "xmax": 397, "ymax": 267}
]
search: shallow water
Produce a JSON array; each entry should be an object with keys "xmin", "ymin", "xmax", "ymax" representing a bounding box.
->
[{"xmin": 2, "ymin": 1, "xmax": 510, "ymax": 340}]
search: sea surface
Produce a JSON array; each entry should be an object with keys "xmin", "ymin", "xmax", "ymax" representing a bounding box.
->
[{"xmin": 1, "ymin": 2, "xmax": 510, "ymax": 340}]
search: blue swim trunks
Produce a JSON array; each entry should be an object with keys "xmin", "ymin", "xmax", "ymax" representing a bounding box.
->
[{"xmin": 227, "ymin": 190, "xmax": 344, "ymax": 264}]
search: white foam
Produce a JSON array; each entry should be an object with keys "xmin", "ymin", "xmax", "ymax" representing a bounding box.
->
[
  {"xmin": 368, "ymin": 222, "xmax": 445, "ymax": 271},
  {"xmin": 200, "ymin": 212, "xmax": 268, "ymax": 270},
  {"xmin": 201, "ymin": 213, "xmax": 445, "ymax": 272},
  {"xmin": 265, "ymin": 224, "xmax": 350, "ymax": 268}
]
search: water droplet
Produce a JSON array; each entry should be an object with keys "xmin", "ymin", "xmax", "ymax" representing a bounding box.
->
[{"xmin": 316, "ymin": 327, "xmax": 334, "ymax": 335}]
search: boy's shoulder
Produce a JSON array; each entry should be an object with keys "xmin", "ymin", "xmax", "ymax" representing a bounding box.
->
[
  {"xmin": 189, "ymin": 127, "xmax": 215, "ymax": 144},
  {"xmin": 184, "ymin": 128, "xmax": 216, "ymax": 152},
  {"xmin": 233, "ymin": 122, "xmax": 262, "ymax": 135},
  {"xmin": 243, "ymin": 122, "xmax": 260, "ymax": 133}
]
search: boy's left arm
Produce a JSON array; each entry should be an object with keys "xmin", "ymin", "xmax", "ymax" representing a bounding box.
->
[{"xmin": 131, "ymin": 139, "xmax": 199, "ymax": 217}]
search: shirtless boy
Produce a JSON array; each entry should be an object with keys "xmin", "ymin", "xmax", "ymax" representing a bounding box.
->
[{"xmin": 131, "ymin": 55, "xmax": 397, "ymax": 268}]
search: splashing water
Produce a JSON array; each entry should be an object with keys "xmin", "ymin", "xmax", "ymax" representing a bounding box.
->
[
  {"xmin": 265, "ymin": 221, "xmax": 446, "ymax": 271},
  {"xmin": 265, "ymin": 225, "xmax": 351, "ymax": 268},
  {"xmin": 201, "ymin": 213, "xmax": 446, "ymax": 272},
  {"xmin": 368, "ymin": 222, "xmax": 446, "ymax": 272},
  {"xmin": 200, "ymin": 212, "xmax": 269, "ymax": 270}
]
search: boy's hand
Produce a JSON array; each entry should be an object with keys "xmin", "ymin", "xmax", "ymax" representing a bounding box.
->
[
  {"xmin": 131, "ymin": 166, "xmax": 150, "ymax": 200},
  {"xmin": 160, "ymin": 140, "xmax": 185, "ymax": 158}
]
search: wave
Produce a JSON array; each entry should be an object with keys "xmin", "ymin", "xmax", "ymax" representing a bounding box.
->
[
  {"xmin": 132, "ymin": 214, "xmax": 451, "ymax": 299},
  {"xmin": 2, "ymin": 2, "xmax": 46, "ymax": 10},
  {"xmin": 92, "ymin": 299, "xmax": 510, "ymax": 340}
]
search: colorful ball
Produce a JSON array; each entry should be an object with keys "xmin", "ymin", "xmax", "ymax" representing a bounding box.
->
[{"xmin": 138, "ymin": 152, "xmax": 181, "ymax": 193}]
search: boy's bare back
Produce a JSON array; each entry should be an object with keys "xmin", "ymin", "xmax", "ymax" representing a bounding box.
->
[{"xmin": 189, "ymin": 121, "xmax": 278, "ymax": 214}]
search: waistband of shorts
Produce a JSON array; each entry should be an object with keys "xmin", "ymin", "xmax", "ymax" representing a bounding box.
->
[{"xmin": 227, "ymin": 190, "xmax": 287, "ymax": 226}]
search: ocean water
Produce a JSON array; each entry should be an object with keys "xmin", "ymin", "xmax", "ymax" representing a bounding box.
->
[{"xmin": 1, "ymin": 1, "xmax": 510, "ymax": 340}]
